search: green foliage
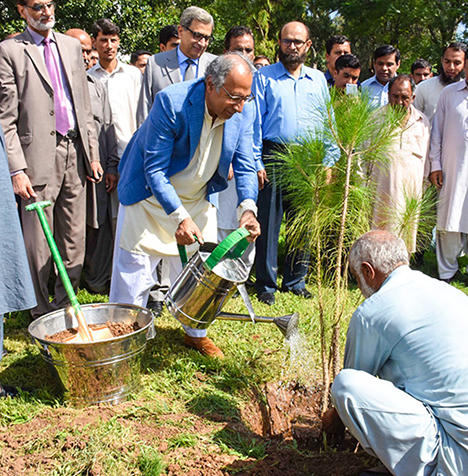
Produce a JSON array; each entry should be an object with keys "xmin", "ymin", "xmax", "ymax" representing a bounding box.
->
[
  {"xmin": 275, "ymin": 91, "xmax": 437, "ymax": 404},
  {"xmin": 213, "ymin": 427, "xmax": 267, "ymax": 459},
  {"xmin": 167, "ymin": 432, "xmax": 198, "ymax": 449},
  {"xmin": 277, "ymin": 91, "xmax": 407, "ymax": 281},
  {"xmin": 1, "ymin": 0, "xmax": 466, "ymax": 70},
  {"xmin": 137, "ymin": 445, "xmax": 165, "ymax": 476}
]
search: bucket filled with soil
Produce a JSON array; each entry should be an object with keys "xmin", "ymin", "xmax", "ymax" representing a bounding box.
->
[{"xmin": 28, "ymin": 303, "xmax": 155, "ymax": 406}]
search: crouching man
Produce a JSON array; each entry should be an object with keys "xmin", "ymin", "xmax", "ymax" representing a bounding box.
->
[
  {"xmin": 323, "ymin": 230, "xmax": 468, "ymax": 475},
  {"xmin": 109, "ymin": 54, "xmax": 260, "ymax": 359}
]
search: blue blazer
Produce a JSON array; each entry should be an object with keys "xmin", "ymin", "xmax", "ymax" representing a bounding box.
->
[{"xmin": 118, "ymin": 78, "xmax": 258, "ymax": 215}]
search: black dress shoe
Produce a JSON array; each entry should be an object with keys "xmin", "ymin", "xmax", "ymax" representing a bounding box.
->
[
  {"xmin": 0, "ymin": 385, "xmax": 19, "ymax": 398},
  {"xmin": 293, "ymin": 288, "xmax": 312, "ymax": 298},
  {"xmin": 282, "ymin": 287, "xmax": 313, "ymax": 298},
  {"xmin": 258, "ymin": 292, "xmax": 275, "ymax": 305},
  {"xmin": 147, "ymin": 300, "xmax": 164, "ymax": 317}
]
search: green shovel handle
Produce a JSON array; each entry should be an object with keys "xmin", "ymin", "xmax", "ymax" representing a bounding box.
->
[
  {"xmin": 204, "ymin": 228, "xmax": 250, "ymax": 270},
  {"xmin": 25, "ymin": 201, "xmax": 82, "ymax": 317}
]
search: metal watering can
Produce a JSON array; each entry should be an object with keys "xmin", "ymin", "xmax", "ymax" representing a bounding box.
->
[{"xmin": 165, "ymin": 228, "xmax": 299, "ymax": 340}]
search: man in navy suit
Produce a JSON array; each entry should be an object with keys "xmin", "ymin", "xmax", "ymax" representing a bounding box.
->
[{"xmin": 110, "ymin": 54, "xmax": 260, "ymax": 358}]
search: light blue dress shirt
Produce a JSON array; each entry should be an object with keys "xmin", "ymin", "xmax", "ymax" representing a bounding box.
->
[
  {"xmin": 360, "ymin": 74, "xmax": 389, "ymax": 107},
  {"xmin": 252, "ymin": 61, "xmax": 339, "ymax": 168},
  {"xmin": 176, "ymin": 46, "xmax": 199, "ymax": 80},
  {"xmin": 344, "ymin": 265, "xmax": 468, "ymax": 475}
]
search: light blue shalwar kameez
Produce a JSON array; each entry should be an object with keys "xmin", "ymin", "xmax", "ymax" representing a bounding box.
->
[{"xmin": 332, "ymin": 265, "xmax": 468, "ymax": 475}]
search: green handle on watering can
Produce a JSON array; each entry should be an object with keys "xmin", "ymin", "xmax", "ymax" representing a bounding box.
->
[
  {"xmin": 25, "ymin": 201, "xmax": 82, "ymax": 318},
  {"xmin": 177, "ymin": 235, "xmax": 199, "ymax": 268},
  {"xmin": 177, "ymin": 228, "xmax": 250, "ymax": 270}
]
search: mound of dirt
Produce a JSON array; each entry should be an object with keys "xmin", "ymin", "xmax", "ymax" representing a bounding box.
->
[{"xmin": 45, "ymin": 321, "xmax": 141, "ymax": 342}]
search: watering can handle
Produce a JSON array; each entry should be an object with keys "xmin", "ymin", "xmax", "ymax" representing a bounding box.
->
[
  {"xmin": 178, "ymin": 244, "xmax": 188, "ymax": 268},
  {"xmin": 204, "ymin": 228, "xmax": 250, "ymax": 270},
  {"xmin": 177, "ymin": 228, "xmax": 250, "ymax": 269},
  {"xmin": 177, "ymin": 235, "xmax": 199, "ymax": 268}
]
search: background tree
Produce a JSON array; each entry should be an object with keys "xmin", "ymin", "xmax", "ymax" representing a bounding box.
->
[{"xmin": 1, "ymin": 0, "xmax": 466, "ymax": 66}]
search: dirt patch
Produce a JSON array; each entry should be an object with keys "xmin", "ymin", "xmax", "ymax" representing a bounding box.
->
[
  {"xmin": 0, "ymin": 383, "xmax": 378, "ymax": 475},
  {"xmin": 46, "ymin": 321, "xmax": 141, "ymax": 342}
]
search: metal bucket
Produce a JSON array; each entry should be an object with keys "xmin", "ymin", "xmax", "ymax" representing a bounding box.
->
[
  {"xmin": 166, "ymin": 228, "xmax": 250, "ymax": 330},
  {"xmin": 28, "ymin": 303, "xmax": 155, "ymax": 406}
]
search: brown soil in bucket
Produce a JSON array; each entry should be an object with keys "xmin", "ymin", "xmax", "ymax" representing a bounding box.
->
[{"xmin": 46, "ymin": 321, "xmax": 141, "ymax": 342}]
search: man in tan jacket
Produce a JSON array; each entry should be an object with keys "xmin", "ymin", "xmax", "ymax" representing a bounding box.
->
[{"xmin": 0, "ymin": 0, "xmax": 102, "ymax": 317}]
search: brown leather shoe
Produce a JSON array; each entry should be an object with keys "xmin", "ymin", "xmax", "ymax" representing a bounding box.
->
[{"xmin": 183, "ymin": 335, "xmax": 225, "ymax": 359}]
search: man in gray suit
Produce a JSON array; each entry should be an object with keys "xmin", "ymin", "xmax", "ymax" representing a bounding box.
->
[
  {"xmin": 0, "ymin": 0, "xmax": 102, "ymax": 318},
  {"xmin": 137, "ymin": 6, "xmax": 217, "ymax": 125}
]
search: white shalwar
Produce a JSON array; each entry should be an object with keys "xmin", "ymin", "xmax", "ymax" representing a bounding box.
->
[
  {"xmin": 110, "ymin": 107, "xmax": 225, "ymax": 337},
  {"xmin": 429, "ymin": 80, "xmax": 468, "ymax": 278}
]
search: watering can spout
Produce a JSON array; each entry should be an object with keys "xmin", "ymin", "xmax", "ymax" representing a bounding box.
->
[
  {"xmin": 273, "ymin": 312, "xmax": 299, "ymax": 340},
  {"xmin": 215, "ymin": 311, "xmax": 300, "ymax": 341}
]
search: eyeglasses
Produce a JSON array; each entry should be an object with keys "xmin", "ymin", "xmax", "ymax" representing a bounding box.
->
[
  {"xmin": 280, "ymin": 38, "xmax": 307, "ymax": 48},
  {"xmin": 233, "ymin": 47, "xmax": 254, "ymax": 55},
  {"xmin": 26, "ymin": 1, "xmax": 55, "ymax": 12},
  {"xmin": 221, "ymin": 85, "xmax": 255, "ymax": 104},
  {"xmin": 184, "ymin": 26, "xmax": 213, "ymax": 43}
]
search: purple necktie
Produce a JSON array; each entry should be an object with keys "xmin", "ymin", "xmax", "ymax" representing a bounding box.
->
[{"xmin": 43, "ymin": 37, "xmax": 71, "ymax": 136}]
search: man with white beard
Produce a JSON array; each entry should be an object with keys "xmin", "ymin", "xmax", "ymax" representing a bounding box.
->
[{"xmin": 0, "ymin": 0, "xmax": 102, "ymax": 317}]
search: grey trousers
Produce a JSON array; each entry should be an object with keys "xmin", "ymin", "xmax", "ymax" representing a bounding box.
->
[{"xmin": 21, "ymin": 135, "xmax": 86, "ymax": 318}]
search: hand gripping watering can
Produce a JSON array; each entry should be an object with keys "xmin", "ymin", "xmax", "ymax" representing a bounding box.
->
[
  {"xmin": 165, "ymin": 228, "xmax": 299, "ymax": 340},
  {"xmin": 165, "ymin": 228, "xmax": 250, "ymax": 330}
]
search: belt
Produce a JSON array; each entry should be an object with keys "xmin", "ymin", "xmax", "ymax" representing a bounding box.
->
[
  {"xmin": 262, "ymin": 140, "xmax": 287, "ymax": 163},
  {"xmin": 57, "ymin": 129, "xmax": 78, "ymax": 140}
]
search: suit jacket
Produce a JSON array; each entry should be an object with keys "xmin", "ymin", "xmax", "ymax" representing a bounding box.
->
[
  {"xmin": 0, "ymin": 30, "xmax": 99, "ymax": 187},
  {"xmin": 118, "ymin": 78, "xmax": 258, "ymax": 215},
  {"xmin": 87, "ymin": 75, "xmax": 119, "ymax": 228},
  {"xmin": 136, "ymin": 47, "xmax": 217, "ymax": 126}
]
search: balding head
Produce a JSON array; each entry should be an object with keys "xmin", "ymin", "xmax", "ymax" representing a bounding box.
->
[
  {"xmin": 278, "ymin": 22, "xmax": 312, "ymax": 74},
  {"xmin": 205, "ymin": 53, "xmax": 255, "ymax": 121},
  {"xmin": 65, "ymin": 28, "xmax": 92, "ymax": 68},
  {"xmin": 349, "ymin": 230, "xmax": 409, "ymax": 298}
]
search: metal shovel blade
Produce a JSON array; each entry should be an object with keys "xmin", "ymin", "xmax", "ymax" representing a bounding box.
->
[{"xmin": 62, "ymin": 308, "xmax": 114, "ymax": 343}]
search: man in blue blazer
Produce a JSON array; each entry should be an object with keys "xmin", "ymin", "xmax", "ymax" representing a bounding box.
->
[{"xmin": 110, "ymin": 54, "xmax": 260, "ymax": 358}]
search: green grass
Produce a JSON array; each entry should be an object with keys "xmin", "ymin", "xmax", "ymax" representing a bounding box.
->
[{"xmin": 0, "ymin": 248, "xmax": 459, "ymax": 475}]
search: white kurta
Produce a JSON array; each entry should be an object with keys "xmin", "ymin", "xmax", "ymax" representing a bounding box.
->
[
  {"xmin": 88, "ymin": 60, "xmax": 142, "ymax": 157},
  {"xmin": 430, "ymin": 80, "xmax": 468, "ymax": 233},
  {"xmin": 120, "ymin": 105, "xmax": 224, "ymax": 257},
  {"xmin": 371, "ymin": 105, "xmax": 430, "ymax": 252},
  {"xmin": 413, "ymin": 76, "xmax": 446, "ymax": 124}
]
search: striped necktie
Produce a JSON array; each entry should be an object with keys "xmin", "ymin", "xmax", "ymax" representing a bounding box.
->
[{"xmin": 185, "ymin": 59, "xmax": 195, "ymax": 81}]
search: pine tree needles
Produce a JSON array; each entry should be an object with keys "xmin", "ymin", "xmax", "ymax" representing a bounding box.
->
[{"xmin": 272, "ymin": 91, "xmax": 433, "ymax": 410}]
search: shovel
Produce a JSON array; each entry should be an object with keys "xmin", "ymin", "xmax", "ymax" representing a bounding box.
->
[{"xmin": 26, "ymin": 201, "xmax": 114, "ymax": 343}]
